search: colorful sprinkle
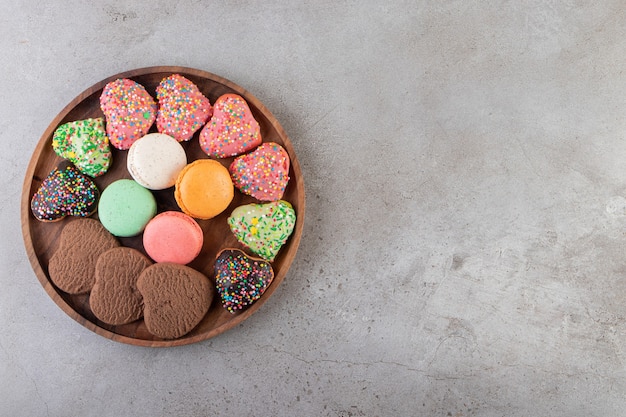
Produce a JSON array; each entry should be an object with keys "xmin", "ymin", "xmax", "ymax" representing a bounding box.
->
[
  {"xmin": 229, "ymin": 142, "xmax": 290, "ymax": 201},
  {"xmin": 156, "ymin": 74, "xmax": 212, "ymax": 142},
  {"xmin": 100, "ymin": 78, "xmax": 157, "ymax": 150},
  {"xmin": 227, "ymin": 200, "xmax": 296, "ymax": 261},
  {"xmin": 30, "ymin": 161, "xmax": 99, "ymax": 222},
  {"xmin": 52, "ymin": 118, "xmax": 111, "ymax": 177},
  {"xmin": 214, "ymin": 249, "xmax": 274, "ymax": 313},
  {"xmin": 199, "ymin": 93, "xmax": 261, "ymax": 158}
]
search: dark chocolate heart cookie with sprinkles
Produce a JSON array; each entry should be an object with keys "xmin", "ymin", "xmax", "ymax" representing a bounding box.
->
[
  {"xmin": 30, "ymin": 160, "xmax": 99, "ymax": 222},
  {"xmin": 214, "ymin": 248, "xmax": 275, "ymax": 313}
]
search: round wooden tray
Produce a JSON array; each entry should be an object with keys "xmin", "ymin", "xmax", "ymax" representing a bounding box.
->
[{"xmin": 20, "ymin": 66, "xmax": 305, "ymax": 347}]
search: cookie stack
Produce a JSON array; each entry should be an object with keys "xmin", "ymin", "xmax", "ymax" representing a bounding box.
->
[{"xmin": 30, "ymin": 74, "xmax": 297, "ymax": 340}]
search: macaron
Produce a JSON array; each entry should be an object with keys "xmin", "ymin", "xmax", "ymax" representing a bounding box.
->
[
  {"xmin": 174, "ymin": 159, "xmax": 234, "ymax": 220},
  {"xmin": 127, "ymin": 133, "xmax": 187, "ymax": 190},
  {"xmin": 142, "ymin": 211, "xmax": 203, "ymax": 264},
  {"xmin": 98, "ymin": 179, "xmax": 157, "ymax": 237}
]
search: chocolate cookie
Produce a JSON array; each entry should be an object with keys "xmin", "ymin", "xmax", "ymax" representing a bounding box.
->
[
  {"xmin": 30, "ymin": 161, "xmax": 99, "ymax": 222},
  {"xmin": 90, "ymin": 247, "xmax": 152, "ymax": 325},
  {"xmin": 137, "ymin": 263, "xmax": 214, "ymax": 339},
  {"xmin": 48, "ymin": 218, "xmax": 119, "ymax": 294},
  {"xmin": 214, "ymin": 248, "xmax": 274, "ymax": 313}
]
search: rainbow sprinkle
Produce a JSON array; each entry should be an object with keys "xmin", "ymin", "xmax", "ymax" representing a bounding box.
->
[
  {"xmin": 214, "ymin": 249, "xmax": 274, "ymax": 313},
  {"xmin": 199, "ymin": 93, "xmax": 261, "ymax": 158},
  {"xmin": 52, "ymin": 118, "xmax": 111, "ymax": 177},
  {"xmin": 227, "ymin": 200, "xmax": 296, "ymax": 261},
  {"xmin": 230, "ymin": 142, "xmax": 290, "ymax": 201},
  {"xmin": 156, "ymin": 74, "xmax": 212, "ymax": 142},
  {"xmin": 31, "ymin": 161, "xmax": 99, "ymax": 221},
  {"xmin": 100, "ymin": 78, "xmax": 157, "ymax": 150}
]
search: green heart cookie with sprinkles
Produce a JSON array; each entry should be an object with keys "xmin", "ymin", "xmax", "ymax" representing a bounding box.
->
[
  {"xmin": 214, "ymin": 248, "xmax": 275, "ymax": 313},
  {"xmin": 227, "ymin": 200, "xmax": 296, "ymax": 261},
  {"xmin": 30, "ymin": 161, "xmax": 99, "ymax": 222},
  {"xmin": 52, "ymin": 117, "xmax": 111, "ymax": 177}
]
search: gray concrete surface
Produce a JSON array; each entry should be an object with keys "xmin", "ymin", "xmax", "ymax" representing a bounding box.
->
[{"xmin": 2, "ymin": 1, "xmax": 626, "ymax": 415}]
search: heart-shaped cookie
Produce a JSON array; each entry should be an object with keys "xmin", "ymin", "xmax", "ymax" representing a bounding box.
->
[
  {"xmin": 90, "ymin": 247, "xmax": 152, "ymax": 325},
  {"xmin": 100, "ymin": 78, "xmax": 157, "ymax": 150},
  {"xmin": 199, "ymin": 93, "xmax": 262, "ymax": 158},
  {"xmin": 137, "ymin": 263, "xmax": 214, "ymax": 339},
  {"xmin": 31, "ymin": 161, "xmax": 100, "ymax": 222},
  {"xmin": 52, "ymin": 118, "xmax": 111, "ymax": 177},
  {"xmin": 48, "ymin": 218, "xmax": 119, "ymax": 294},
  {"xmin": 229, "ymin": 142, "xmax": 290, "ymax": 201},
  {"xmin": 227, "ymin": 200, "xmax": 296, "ymax": 262},
  {"xmin": 214, "ymin": 248, "xmax": 275, "ymax": 313},
  {"xmin": 156, "ymin": 74, "xmax": 212, "ymax": 142}
]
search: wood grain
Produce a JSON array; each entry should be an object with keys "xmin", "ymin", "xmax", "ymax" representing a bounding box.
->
[{"xmin": 20, "ymin": 66, "xmax": 305, "ymax": 347}]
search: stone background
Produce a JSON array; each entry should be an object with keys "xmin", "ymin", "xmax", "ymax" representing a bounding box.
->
[{"xmin": 2, "ymin": 1, "xmax": 626, "ymax": 415}]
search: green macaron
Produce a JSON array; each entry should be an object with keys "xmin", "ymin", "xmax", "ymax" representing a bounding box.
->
[{"xmin": 98, "ymin": 179, "xmax": 156, "ymax": 237}]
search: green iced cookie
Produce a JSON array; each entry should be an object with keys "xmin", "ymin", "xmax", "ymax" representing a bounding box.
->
[
  {"xmin": 227, "ymin": 200, "xmax": 296, "ymax": 261},
  {"xmin": 52, "ymin": 118, "xmax": 111, "ymax": 177},
  {"xmin": 98, "ymin": 179, "xmax": 156, "ymax": 237}
]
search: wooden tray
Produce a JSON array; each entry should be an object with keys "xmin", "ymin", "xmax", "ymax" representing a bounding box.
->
[{"xmin": 20, "ymin": 66, "xmax": 305, "ymax": 347}]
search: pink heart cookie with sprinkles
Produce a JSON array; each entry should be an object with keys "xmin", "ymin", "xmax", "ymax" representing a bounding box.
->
[
  {"xmin": 214, "ymin": 248, "xmax": 274, "ymax": 313},
  {"xmin": 156, "ymin": 74, "xmax": 212, "ymax": 142},
  {"xmin": 100, "ymin": 78, "xmax": 157, "ymax": 150},
  {"xmin": 229, "ymin": 142, "xmax": 290, "ymax": 201},
  {"xmin": 199, "ymin": 93, "xmax": 262, "ymax": 158},
  {"xmin": 30, "ymin": 161, "xmax": 99, "ymax": 222}
]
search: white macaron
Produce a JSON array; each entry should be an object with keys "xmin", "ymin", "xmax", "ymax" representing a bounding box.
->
[{"xmin": 127, "ymin": 133, "xmax": 187, "ymax": 190}]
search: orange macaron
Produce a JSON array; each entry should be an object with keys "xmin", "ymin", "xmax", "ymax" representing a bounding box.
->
[{"xmin": 174, "ymin": 159, "xmax": 234, "ymax": 220}]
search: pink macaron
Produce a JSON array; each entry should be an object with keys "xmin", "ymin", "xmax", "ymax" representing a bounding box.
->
[{"xmin": 142, "ymin": 211, "xmax": 203, "ymax": 264}]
